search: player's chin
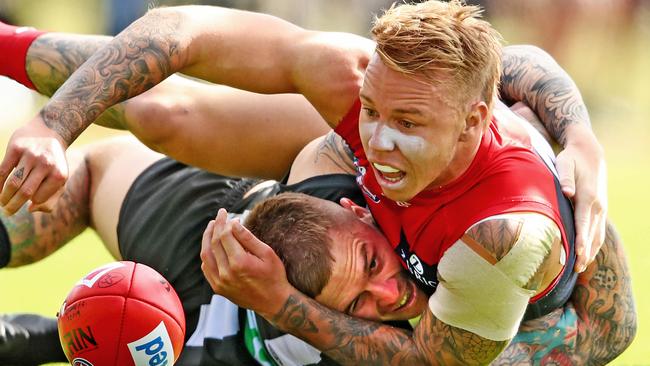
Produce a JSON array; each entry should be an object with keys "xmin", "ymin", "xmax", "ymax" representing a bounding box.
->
[{"xmin": 379, "ymin": 183, "xmax": 418, "ymax": 204}]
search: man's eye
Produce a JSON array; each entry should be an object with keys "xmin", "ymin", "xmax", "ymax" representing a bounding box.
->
[
  {"xmin": 348, "ymin": 297, "xmax": 359, "ymax": 314},
  {"xmin": 369, "ymin": 258, "xmax": 377, "ymax": 271},
  {"xmin": 399, "ymin": 120, "xmax": 415, "ymax": 129},
  {"xmin": 363, "ymin": 107, "xmax": 378, "ymax": 118}
]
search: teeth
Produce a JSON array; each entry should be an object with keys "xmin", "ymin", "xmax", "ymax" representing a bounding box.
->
[
  {"xmin": 373, "ymin": 163, "xmax": 401, "ymax": 173},
  {"xmin": 399, "ymin": 294, "xmax": 408, "ymax": 307},
  {"xmin": 398, "ymin": 287, "xmax": 410, "ymax": 308}
]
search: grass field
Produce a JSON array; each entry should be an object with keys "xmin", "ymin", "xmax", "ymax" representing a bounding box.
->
[{"xmin": 1, "ymin": 9, "xmax": 649, "ymax": 365}]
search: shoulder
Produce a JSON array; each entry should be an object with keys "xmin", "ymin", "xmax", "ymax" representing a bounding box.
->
[
  {"xmin": 463, "ymin": 213, "xmax": 563, "ymax": 293},
  {"xmin": 465, "ymin": 213, "xmax": 561, "ymax": 260}
]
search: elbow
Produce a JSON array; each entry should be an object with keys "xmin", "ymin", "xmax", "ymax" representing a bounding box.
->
[
  {"xmin": 503, "ymin": 44, "xmax": 555, "ymax": 63},
  {"xmin": 610, "ymin": 304, "xmax": 638, "ymax": 362},
  {"xmin": 125, "ymin": 88, "xmax": 193, "ymax": 152}
]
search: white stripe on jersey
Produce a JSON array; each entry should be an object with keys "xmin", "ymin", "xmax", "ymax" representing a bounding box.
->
[
  {"xmin": 492, "ymin": 106, "xmax": 559, "ymax": 179},
  {"xmin": 186, "ymin": 295, "xmax": 240, "ymax": 347}
]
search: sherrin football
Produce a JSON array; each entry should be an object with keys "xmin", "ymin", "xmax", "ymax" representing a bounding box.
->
[{"xmin": 57, "ymin": 261, "xmax": 185, "ymax": 365}]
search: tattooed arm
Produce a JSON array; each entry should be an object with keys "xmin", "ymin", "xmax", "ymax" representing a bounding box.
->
[
  {"xmin": 36, "ymin": 5, "xmax": 369, "ymax": 142},
  {"xmin": 572, "ymin": 221, "xmax": 636, "ymax": 363},
  {"xmin": 500, "ymin": 45, "xmax": 607, "ymax": 274},
  {"xmin": 500, "ymin": 45, "xmax": 592, "ymax": 146},
  {"xmin": 0, "ymin": 6, "xmax": 370, "ymax": 213},
  {"xmin": 494, "ymin": 221, "xmax": 636, "ymax": 365},
  {"xmin": 204, "ymin": 213, "xmax": 562, "ymax": 365}
]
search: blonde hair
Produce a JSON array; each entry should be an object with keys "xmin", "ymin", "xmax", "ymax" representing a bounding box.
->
[{"xmin": 372, "ymin": 0, "xmax": 502, "ymax": 111}]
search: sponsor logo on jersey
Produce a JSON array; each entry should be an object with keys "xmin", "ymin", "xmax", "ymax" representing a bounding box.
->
[
  {"xmin": 408, "ymin": 254, "xmax": 424, "ymax": 275},
  {"xmin": 396, "ymin": 230, "xmax": 438, "ymax": 290},
  {"xmin": 72, "ymin": 358, "xmax": 94, "ymax": 366},
  {"xmin": 128, "ymin": 321, "xmax": 174, "ymax": 366},
  {"xmin": 76, "ymin": 262, "xmax": 125, "ymax": 288},
  {"xmin": 62, "ymin": 326, "xmax": 98, "ymax": 356}
]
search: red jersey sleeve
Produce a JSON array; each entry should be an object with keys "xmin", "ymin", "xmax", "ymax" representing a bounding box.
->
[{"xmin": 334, "ymin": 99, "xmax": 364, "ymax": 156}]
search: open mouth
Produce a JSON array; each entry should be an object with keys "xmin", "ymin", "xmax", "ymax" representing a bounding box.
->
[
  {"xmin": 372, "ymin": 163, "xmax": 405, "ymax": 184},
  {"xmin": 394, "ymin": 280, "xmax": 413, "ymax": 312}
]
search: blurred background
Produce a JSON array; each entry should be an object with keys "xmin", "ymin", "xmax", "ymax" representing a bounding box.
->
[{"xmin": 1, "ymin": 0, "xmax": 649, "ymax": 364}]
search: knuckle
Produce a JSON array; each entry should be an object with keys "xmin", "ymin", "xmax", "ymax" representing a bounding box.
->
[
  {"xmin": 230, "ymin": 261, "xmax": 244, "ymax": 273},
  {"xmin": 5, "ymin": 176, "xmax": 21, "ymax": 189},
  {"xmin": 50, "ymin": 170, "xmax": 68, "ymax": 181},
  {"xmin": 18, "ymin": 186, "xmax": 35, "ymax": 198}
]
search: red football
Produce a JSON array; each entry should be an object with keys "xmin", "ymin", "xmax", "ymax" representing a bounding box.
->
[{"xmin": 57, "ymin": 261, "xmax": 186, "ymax": 365}]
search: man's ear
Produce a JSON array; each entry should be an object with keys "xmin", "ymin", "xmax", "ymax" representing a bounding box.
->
[
  {"xmin": 459, "ymin": 101, "xmax": 489, "ymax": 141},
  {"xmin": 340, "ymin": 198, "xmax": 374, "ymax": 225}
]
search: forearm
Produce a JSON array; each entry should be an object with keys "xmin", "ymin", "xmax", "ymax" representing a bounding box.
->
[
  {"xmin": 500, "ymin": 45, "xmax": 592, "ymax": 146},
  {"xmin": 26, "ymin": 33, "xmax": 111, "ymax": 96},
  {"xmin": 25, "ymin": 33, "xmax": 129, "ymax": 130},
  {"xmin": 40, "ymin": 7, "xmax": 191, "ymax": 144},
  {"xmin": 268, "ymin": 291, "xmax": 506, "ymax": 365},
  {"xmin": 571, "ymin": 221, "xmax": 637, "ymax": 363}
]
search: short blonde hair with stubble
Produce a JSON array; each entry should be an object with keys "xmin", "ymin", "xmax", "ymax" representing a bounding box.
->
[{"xmin": 372, "ymin": 0, "xmax": 503, "ymax": 113}]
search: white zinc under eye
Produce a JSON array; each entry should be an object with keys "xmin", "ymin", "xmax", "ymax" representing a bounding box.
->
[{"xmin": 360, "ymin": 120, "xmax": 427, "ymax": 158}]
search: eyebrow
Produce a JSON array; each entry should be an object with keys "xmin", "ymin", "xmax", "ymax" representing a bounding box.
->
[
  {"xmin": 345, "ymin": 242, "xmax": 369, "ymax": 314},
  {"xmin": 359, "ymin": 94, "xmax": 425, "ymax": 116},
  {"xmin": 359, "ymin": 94, "xmax": 373, "ymax": 105},
  {"xmin": 361, "ymin": 242, "xmax": 369, "ymax": 275}
]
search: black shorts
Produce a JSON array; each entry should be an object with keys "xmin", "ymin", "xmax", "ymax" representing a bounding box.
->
[{"xmin": 117, "ymin": 158, "xmax": 259, "ymax": 339}]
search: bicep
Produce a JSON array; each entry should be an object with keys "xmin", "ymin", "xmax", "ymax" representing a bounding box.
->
[{"xmin": 177, "ymin": 6, "xmax": 372, "ymax": 125}]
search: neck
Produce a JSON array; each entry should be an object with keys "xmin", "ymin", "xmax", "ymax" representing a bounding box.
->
[{"xmin": 429, "ymin": 132, "xmax": 483, "ymax": 189}]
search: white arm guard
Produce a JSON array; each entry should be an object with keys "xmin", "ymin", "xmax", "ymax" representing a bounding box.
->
[{"xmin": 428, "ymin": 213, "xmax": 560, "ymax": 341}]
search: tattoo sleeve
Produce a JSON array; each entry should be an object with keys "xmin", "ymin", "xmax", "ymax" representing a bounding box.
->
[
  {"xmin": 499, "ymin": 45, "xmax": 591, "ymax": 146},
  {"xmin": 572, "ymin": 221, "xmax": 636, "ymax": 363},
  {"xmin": 26, "ymin": 34, "xmax": 130, "ymax": 130},
  {"xmin": 270, "ymin": 291, "xmax": 506, "ymax": 365},
  {"xmin": 491, "ymin": 221, "xmax": 635, "ymax": 365},
  {"xmin": 39, "ymin": 8, "xmax": 190, "ymax": 144}
]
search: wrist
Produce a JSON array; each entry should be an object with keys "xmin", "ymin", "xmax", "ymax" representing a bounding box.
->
[
  {"xmin": 259, "ymin": 284, "xmax": 303, "ymax": 321},
  {"xmin": 38, "ymin": 105, "xmax": 75, "ymax": 148},
  {"xmin": 563, "ymin": 124, "xmax": 603, "ymax": 152}
]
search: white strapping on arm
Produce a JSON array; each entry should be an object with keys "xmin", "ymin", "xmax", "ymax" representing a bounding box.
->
[{"xmin": 428, "ymin": 213, "xmax": 560, "ymax": 341}]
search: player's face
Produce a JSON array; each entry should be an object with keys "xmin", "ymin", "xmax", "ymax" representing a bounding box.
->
[
  {"xmin": 358, "ymin": 54, "xmax": 467, "ymax": 202},
  {"xmin": 315, "ymin": 211, "xmax": 428, "ymax": 322}
]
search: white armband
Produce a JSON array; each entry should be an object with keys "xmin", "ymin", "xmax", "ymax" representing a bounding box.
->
[{"xmin": 428, "ymin": 214, "xmax": 559, "ymax": 341}]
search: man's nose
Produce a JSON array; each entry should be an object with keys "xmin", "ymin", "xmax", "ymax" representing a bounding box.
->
[
  {"xmin": 368, "ymin": 124, "xmax": 396, "ymax": 152},
  {"xmin": 368, "ymin": 277, "xmax": 400, "ymax": 314}
]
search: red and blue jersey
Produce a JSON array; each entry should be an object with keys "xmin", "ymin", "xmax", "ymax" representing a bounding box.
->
[{"xmin": 335, "ymin": 100, "xmax": 576, "ymax": 319}]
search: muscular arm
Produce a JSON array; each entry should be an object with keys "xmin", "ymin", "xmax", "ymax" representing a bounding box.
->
[
  {"xmin": 572, "ymin": 221, "xmax": 636, "ymax": 363},
  {"xmin": 500, "ymin": 45, "xmax": 607, "ymax": 272},
  {"xmin": 253, "ymin": 215, "xmax": 561, "ymax": 365},
  {"xmin": 38, "ymin": 6, "xmax": 370, "ymax": 146},
  {"xmin": 500, "ymin": 45, "xmax": 592, "ymax": 147},
  {"xmin": 24, "ymin": 33, "xmax": 330, "ymax": 180}
]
